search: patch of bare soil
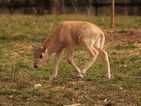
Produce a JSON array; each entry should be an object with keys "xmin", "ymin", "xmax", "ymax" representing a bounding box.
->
[{"xmin": 104, "ymin": 30, "xmax": 141, "ymax": 45}]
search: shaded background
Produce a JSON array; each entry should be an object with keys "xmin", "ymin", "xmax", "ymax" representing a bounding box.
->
[{"xmin": 0, "ymin": 0, "xmax": 141, "ymax": 15}]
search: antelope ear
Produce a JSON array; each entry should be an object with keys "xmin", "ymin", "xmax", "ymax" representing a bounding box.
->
[
  {"xmin": 30, "ymin": 42, "xmax": 37, "ymax": 49},
  {"xmin": 43, "ymin": 46, "xmax": 48, "ymax": 53}
]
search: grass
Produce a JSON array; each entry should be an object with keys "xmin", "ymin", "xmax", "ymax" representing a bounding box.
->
[
  {"xmin": 0, "ymin": 14, "xmax": 141, "ymax": 106},
  {"xmin": 111, "ymin": 44, "xmax": 138, "ymax": 50}
]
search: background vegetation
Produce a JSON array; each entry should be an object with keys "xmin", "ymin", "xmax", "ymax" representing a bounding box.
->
[
  {"xmin": 1, "ymin": 0, "xmax": 141, "ymax": 15},
  {"xmin": 0, "ymin": 14, "xmax": 141, "ymax": 106}
]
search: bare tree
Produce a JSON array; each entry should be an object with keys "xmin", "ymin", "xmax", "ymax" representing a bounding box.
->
[
  {"xmin": 71, "ymin": 0, "xmax": 78, "ymax": 13},
  {"xmin": 48, "ymin": 0, "xmax": 65, "ymax": 15},
  {"xmin": 86, "ymin": 0, "xmax": 93, "ymax": 15}
]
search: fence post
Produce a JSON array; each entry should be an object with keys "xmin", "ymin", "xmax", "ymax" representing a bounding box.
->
[{"xmin": 111, "ymin": 0, "xmax": 114, "ymax": 28}]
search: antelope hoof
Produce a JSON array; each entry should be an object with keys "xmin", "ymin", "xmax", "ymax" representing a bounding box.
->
[
  {"xmin": 76, "ymin": 73, "xmax": 83, "ymax": 78},
  {"xmin": 107, "ymin": 75, "xmax": 111, "ymax": 79},
  {"xmin": 49, "ymin": 76, "xmax": 56, "ymax": 80}
]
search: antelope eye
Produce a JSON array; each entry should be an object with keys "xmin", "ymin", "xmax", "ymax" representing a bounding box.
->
[{"xmin": 40, "ymin": 54, "xmax": 43, "ymax": 58}]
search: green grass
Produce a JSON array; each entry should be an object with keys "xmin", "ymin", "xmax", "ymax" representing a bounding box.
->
[
  {"xmin": 111, "ymin": 44, "xmax": 138, "ymax": 50},
  {"xmin": 0, "ymin": 14, "xmax": 141, "ymax": 106}
]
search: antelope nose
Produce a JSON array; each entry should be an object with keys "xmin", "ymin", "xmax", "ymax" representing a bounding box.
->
[
  {"xmin": 34, "ymin": 65, "xmax": 38, "ymax": 68},
  {"xmin": 34, "ymin": 63, "xmax": 38, "ymax": 68}
]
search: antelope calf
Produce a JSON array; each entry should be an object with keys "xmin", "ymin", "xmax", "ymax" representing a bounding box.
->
[{"xmin": 31, "ymin": 21, "xmax": 111, "ymax": 80}]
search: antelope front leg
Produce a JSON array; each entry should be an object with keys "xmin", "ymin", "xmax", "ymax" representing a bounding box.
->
[
  {"xmin": 66, "ymin": 46, "xmax": 83, "ymax": 78},
  {"xmin": 49, "ymin": 50, "xmax": 63, "ymax": 80}
]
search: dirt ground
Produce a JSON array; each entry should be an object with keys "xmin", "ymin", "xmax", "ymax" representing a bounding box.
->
[
  {"xmin": 104, "ymin": 30, "xmax": 141, "ymax": 45},
  {"xmin": 21, "ymin": 30, "xmax": 141, "ymax": 52}
]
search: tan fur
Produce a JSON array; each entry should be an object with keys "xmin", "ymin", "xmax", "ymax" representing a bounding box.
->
[{"xmin": 31, "ymin": 21, "xmax": 111, "ymax": 80}]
